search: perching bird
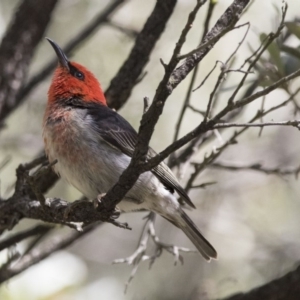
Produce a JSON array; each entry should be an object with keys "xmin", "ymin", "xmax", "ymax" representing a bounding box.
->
[{"xmin": 43, "ymin": 38, "xmax": 217, "ymax": 261}]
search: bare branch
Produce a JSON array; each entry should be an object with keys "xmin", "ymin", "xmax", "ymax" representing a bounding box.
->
[
  {"xmin": 227, "ymin": 2, "xmax": 288, "ymax": 105},
  {"xmin": 105, "ymin": 20, "xmax": 139, "ymax": 38},
  {"xmin": 0, "ymin": 195, "xmax": 130, "ymax": 234},
  {"xmin": 105, "ymin": 0, "xmax": 178, "ymax": 109},
  {"xmin": 149, "ymin": 66, "xmax": 300, "ymax": 170},
  {"xmin": 208, "ymin": 161, "xmax": 300, "ymax": 178},
  {"xmin": 0, "ymin": 224, "xmax": 52, "ymax": 252},
  {"xmin": 100, "ymin": 0, "xmax": 249, "ymax": 211},
  {"xmin": 0, "ymin": 0, "xmax": 59, "ymax": 123},
  {"xmin": 170, "ymin": 0, "xmax": 217, "ymax": 157},
  {"xmin": 16, "ymin": 0, "xmax": 126, "ymax": 116},
  {"xmin": 114, "ymin": 212, "xmax": 195, "ymax": 292},
  {"xmin": 190, "ymin": 181, "xmax": 217, "ymax": 189},
  {"xmin": 203, "ymin": 22, "xmax": 250, "ymax": 122},
  {"xmin": 177, "ymin": 22, "xmax": 249, "ymax": 60},
  {"xmin": 213, "ymin": 120, "xmax": 300, "ymax": 129},
  {"xmin": 0, "ymin": 156, "xmax": 11, "ymax": 172},
  {"xmin": 0, "ymin": 225, "xmax": 99, "ymax": 284},
  {"xmin": 224, "ymin": 264, "xmax": 300, "ymax": 300}
]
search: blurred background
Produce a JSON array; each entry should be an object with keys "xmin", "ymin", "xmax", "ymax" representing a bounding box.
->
[{"xmin": 1, "ymin": 0, "xmax": 300, "ymax": 299}]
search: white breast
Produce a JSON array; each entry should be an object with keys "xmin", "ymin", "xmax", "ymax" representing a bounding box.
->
[{"xmin": 44, "ymin": 108, "xmax": 179, "ymax": 214}]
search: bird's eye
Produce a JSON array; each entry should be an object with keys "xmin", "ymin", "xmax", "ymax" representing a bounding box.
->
[{"xmin": 74, "ymin": 71, "xmax": 84, "ymax": 80}]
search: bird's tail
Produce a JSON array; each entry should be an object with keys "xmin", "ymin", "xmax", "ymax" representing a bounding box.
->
[{"xmin": 175, "ymin": 209, "xmax": 217, "ymax": 261}]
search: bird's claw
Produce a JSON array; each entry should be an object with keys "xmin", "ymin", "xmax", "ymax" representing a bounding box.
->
[
  {"xmin": 100, "ymin": 205, "xmax": 121, "ymax": 221},
  {"xmin": 93, "ymin": 193, "xmax": 125, "ymax": 227},
  {"xmin": 93, "ymin": 193, "xmax": 106, "ymax": 208},
  {"xmin": 100, "ymin": 207, "xmax": 128, "ymax": 229},
  {"xmin": 94, "ymin": 193, "xmax": 120, "ymax": 218}
]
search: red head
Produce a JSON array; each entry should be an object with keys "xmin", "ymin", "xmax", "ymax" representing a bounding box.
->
[{"xmin": 46, "ymin": 38, "xmax": 107, "ymax": 105}]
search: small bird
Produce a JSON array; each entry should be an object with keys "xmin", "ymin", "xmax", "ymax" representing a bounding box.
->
[{"xmin": 43, "ymin": 38, "xmax": 217, "ymax": 261}]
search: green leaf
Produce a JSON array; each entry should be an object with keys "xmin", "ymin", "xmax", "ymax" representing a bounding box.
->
[
  {"xmin": 260, "ymin": 33, "xmax": 285, "ymax": 75},
  {"xmin": 285, "ymin": 22, "xmax": 300, "ymax": 40},
  {"xmin": 281, "ymin": 45, "xmax": 300, "ymax": 60}
]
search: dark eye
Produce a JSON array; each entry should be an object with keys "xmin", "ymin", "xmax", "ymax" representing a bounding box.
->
[{"xmin": 75, "ymin": 71, "xmax": 84, "ymax": 80}]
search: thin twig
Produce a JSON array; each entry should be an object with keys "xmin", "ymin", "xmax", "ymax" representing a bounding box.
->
[
  {"xmin": 208, "ymin": 161, "xmax": 300, "ymax": 178},
  {"xmin": 0, "ymin": 225, "xmax": 99, "ymax": 284},
  {"xmin": 227, "ymin": 2, "xmax": 287, "ymax": 105},
  {"xmin": 150, "ymin": 66, "xmax": 300, "ymax": 169},
  {"xmin": 100, "ymin": 0, "xmax": 209, "ymax": 209},
  {"xmin": 203, "ymin": 22, "xmax": 250, "ymax": 122},
  {"xmin": 171, "ymin": 0, "xmax": 216, "ymax": 153},
  {"xmin": 213, "ymin": 120, "xmax": 300, "ymax": 129},
  {"xmin": 105, "ymin": 20, "xmax": 139, "ymax": 38},
  {"xmin": 169, "ymin": 0, "xmax": 217, "ymax": 158},
  {"xmin": 113, "ymin": 212, "xmax": 195, "ymax": 292},
  {"xmin": 18, "ymin": 0, "xmax": 126, "ymax": 111},
  {"xmin": 178, "ymin": 23, "xmax": 249, "ymax": 60},
  {"xmin": 0, "ymin": 156, "xmax": 11, "ymax": 172},
  {"xmin": 0, "ymin": 225, "xmax": 52, "ymax": 252},
  {"xmin": 0, "ymin": 0, "xmax": 59, "ymax": 122},
  {"xmin": 184, "ymin": 88, "xmax": 300, "ymax": 190},
  {"xmin": 105, "ymin": 0, "xmax": 178, "ymax": 109}
]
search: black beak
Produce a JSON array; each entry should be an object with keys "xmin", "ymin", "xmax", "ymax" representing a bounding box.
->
[{"xmin": 46, "ymin": 37, "xmax": 70, "ymax": 71}]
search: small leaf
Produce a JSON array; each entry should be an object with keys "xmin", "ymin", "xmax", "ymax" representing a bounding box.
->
[
  {"xmin": 281, "ymin": 45, "xmax": 300, "ymax": 60},
  {"xmin": 281, "ymin": 53, "xmax": 300, "ymax": 76},
  {"xmin": 260, "ymin": 33, "xmax": 285, "ymax": 75},
  {"xmin": 285, "ymin": 22, "xmax": 300, "ymax": 40}
]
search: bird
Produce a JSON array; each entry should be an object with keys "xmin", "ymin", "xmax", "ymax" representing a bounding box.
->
[{"xmin": 43, "ymin": 38, "xmax": 217, "ymax": 261}]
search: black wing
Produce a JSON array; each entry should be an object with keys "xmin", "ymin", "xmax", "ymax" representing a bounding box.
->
[{"xmin": 86, "ymin": 102, "xmax": 195, "ymax": 208}]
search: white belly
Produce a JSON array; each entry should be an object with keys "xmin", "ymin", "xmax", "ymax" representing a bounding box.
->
[{"xmin": 43, "ymin": 108, "xmax": 179, "ymax": 214}]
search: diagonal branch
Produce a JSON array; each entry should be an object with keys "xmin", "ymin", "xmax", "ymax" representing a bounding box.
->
[
  {"xmin": 0, "ymin": 224, "xmax": 52, "ymax": 252},
  {"xmin": 105, "ymin": 0, "xmax": 178, "ymax": 109},
  {"xmin": 224, "ymin": 264, "xmax": 300, "ymax": 300},
  {"xmin": 208, "ymin": 161, "xmax": 300, "ymax": 178},
  {"xmin": 0, "ymin": 0, "xmax": 59, "ymax": 123},
  {"xmin": 12, "ymin": 0, "xmax": 126, "ymax": 120},
  {"xmin": 0, "ymin": 225, "xmax": 99, "ymax": 284},
  {"xmin": 100, "ymin": 0, "xmax": 250, "ymax": 210},
  {"xmin": 0, "ymin": 195, "xmax": 130, "ymax": 234},
  {"xmin": 212, "ymin": 120, "xmax": 300, "ymax": 129}
]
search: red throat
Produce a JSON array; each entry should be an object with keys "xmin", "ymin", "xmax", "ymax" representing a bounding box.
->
[{"xmin": 48, "ymin": 61, "xmax": 107, "ymax": 105}]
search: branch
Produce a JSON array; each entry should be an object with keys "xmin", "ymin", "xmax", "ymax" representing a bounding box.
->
[
  {"xmin": 100, "ymin": 0, "xmax": 250, "ymax": 211},
  {"xmin": 0, "ymin": 156, "xmax": 130, "ymax": 234},
  {"xmin": 177, "ymin": 22, "xmax": 247, "ymax": 60},
  {"xmin": 105, "ymin": 20, "xmax": 139, "ymax": 38},
  {"xmin": 13, "ymin": 0, "xmax": 126, "ymax": 120},
  {"xmin": 0, "ymin": 195, "xmax": 130, "ymax": 234},
  {"xmin": 146, "ymin": 67, "xmax": 300, "ymax": 170},
  {"xmin": 213, "ymin": 120, "xmax": 300, "ymax": 129},
  {"xmin": 203, "ymin": 22, "xmax": 250, "ymax": 122},
  {"xmin": 0, "ymin": 224, "xmax": 52, "ymax": 252},
  {"xmin": 105, "ymin": 0, "xmax": 178, "ymax": 109},
  {"xmin": 170, "ymin": 0, "xmax": 217, "ymax": 152},
  {"xmin": 184, "ymin": 90, "xmax": 300, "ymax": 190},
  {"xmin": 208, "ymin": 161, "xmax": 300, "ymax": 178},
  {"xmin": 113, "ymin": 213, "xmax": 195, "ymax": 292},
  {"xmin": 0, "ymin": 225, "xmax": 98, "ymax": 284},
  {"xmin": 226, "ymin": 1, "xmax": 287, "ymax": 105},
  {"xmin": 1, "ymin": 1, "xmax": 252, "ymax": 229},
  {"xmin": 0, "ymin": 0, "xmax": 59, "ymax": 123},
  {"xmin": 223, "ymin": 264, "xmax": 300, "ymax": 300}
]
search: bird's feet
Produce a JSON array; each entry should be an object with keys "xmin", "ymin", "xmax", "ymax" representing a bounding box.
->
[{"xmin": 93, "ymin": 193, "xmax": 130, "ymax": 230}]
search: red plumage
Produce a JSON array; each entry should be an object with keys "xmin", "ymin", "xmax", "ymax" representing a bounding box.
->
[{"xmin": 48, "ymin": 62, "xmax": 107, "ymax": 105}]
